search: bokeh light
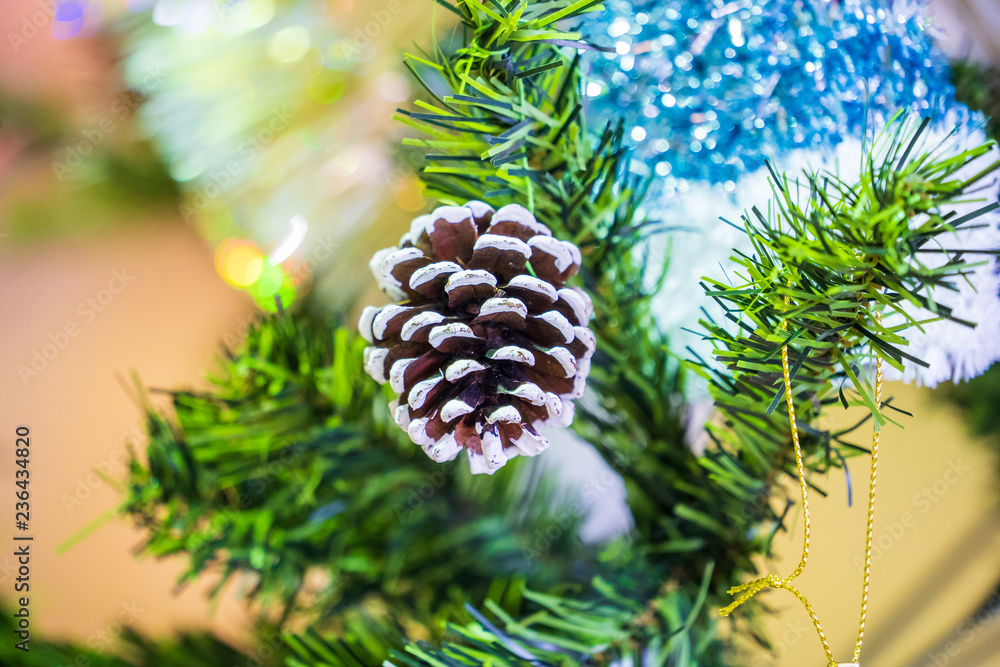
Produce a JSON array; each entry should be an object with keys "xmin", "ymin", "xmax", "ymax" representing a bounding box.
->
[
  {"xmin": 215, "ymin": 239, "xmax": 263, "ymax": 286},
  {"xmin": 215, "ymin": 0, "xmax": 253, "ymax": 34},
  {"xmin": 257, "ymin": 276, "xmax": 296, "ymax": 311},
  {"xmin": 376, "ymin": 72, "xmax": 409, "ymax": 102},
  {"xmin": 52, "ymin": 1, "xmax": 86, "ymax": 40},
  {"xmin": 252, "ymin": 262, "xmax": 284, "ymax": 299},
  {"xmin": 269, "ymin": 26, "xmax": 311, "ymax": 63},
  {"xmin": 392, "ymin": 176, "xmax": 426, "ymax": 213},
  {"xmin": 333, "ymin": 149, "xmax": 360, "ymax": 176},
  {"xmin": 299, "ymin": 130, "xmax": 322, "ymax": 150},
  {"xmin": 270, "ymin": 214, "xmax": 308, "ymax": 264},
  {"xmin": 247, "ymin": 0, "xmax": 275, "ymax": 29},
  {"xmin": 307, "ymin": 69, "xmax": 346, "ymax": 104}
]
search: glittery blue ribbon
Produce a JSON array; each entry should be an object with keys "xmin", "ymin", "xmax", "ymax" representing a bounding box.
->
[{"xmin": 579, "ymin": 0, "xmax": 972, "ymax": 193}]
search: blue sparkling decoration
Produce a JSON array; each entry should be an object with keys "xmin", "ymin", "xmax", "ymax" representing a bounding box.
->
[
  {"xmin": 580, "ymin": 0, "xmax": 970, "ymax": 191},
  {"xmin": 52, "ymin": 0, "xmax": 88, "ymax": 39}
]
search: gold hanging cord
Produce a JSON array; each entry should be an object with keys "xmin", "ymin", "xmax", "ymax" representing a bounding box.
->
[{"xmin": 719, "ymin": 300, "xmax": 884, "ymax": 667}]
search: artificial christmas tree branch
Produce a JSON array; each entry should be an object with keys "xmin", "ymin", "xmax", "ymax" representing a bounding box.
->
[
  {"xmin": 695, "ymin": 113, "xmax": 999, "ymax": 485},
  {"xmin": 0, "ymin": 603, "xmax": 289, "ymax": 667},
  {"xmin": 121, "ymin": 312, "xmax": 592, "ymax": 627},
  {"xmin": 695, "ymin": 112, "xmax": 1000, "ymax": 660},
  {"xmin": 115, "ymin": 2, "xmax": 739, "ymax": 660},
  {"xmin": 286, "ymin": 571, "xmax": 719, "ymax": 667}
]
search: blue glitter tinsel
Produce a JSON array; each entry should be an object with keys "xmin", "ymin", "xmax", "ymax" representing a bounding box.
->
[{"xmin": 581, "ymin": 0, "xmax": 969, "ymax": 190}]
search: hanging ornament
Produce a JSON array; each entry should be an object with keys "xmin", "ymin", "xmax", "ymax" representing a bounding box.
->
[{"xmin": 359, "ymin": 202, "xmax": 596, "ymax": 475}]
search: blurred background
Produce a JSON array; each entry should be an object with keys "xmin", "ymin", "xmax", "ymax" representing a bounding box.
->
[{"xmin": 1, "ymin": 0, "xmax": 999, "ymax": 665}]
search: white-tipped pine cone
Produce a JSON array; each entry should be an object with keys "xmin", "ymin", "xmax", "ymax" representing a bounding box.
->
[{"xmin": 359, "ymin": 201, "xmax": 596, "ymax": 475}]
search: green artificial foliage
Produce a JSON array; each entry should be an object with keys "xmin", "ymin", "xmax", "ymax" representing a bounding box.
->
[
  {"xmin": 691, "ymin": 114, "xmax": 1000, "ymax": 646},
  {"xmin": 122, "ymin": 311, "xmax": 591, "ymax": 629},
  {"xmin": 946, "ymin": 57, "xmax": 1000, "ymax": 474},
  {"xmin": 0, "ymin": 602, "xmax": 288, "ymax": 667},
  {"xmin": 117, "ymin": 1, "xmax": 743, "ymax": 661},
  {"xmin": 951, "ymin": 59, "xmax": 1000, "ymax": 143},
  {"xmin": 395, "ymin": 7, "xmax": 1000, "ymax": 654},
  {"xmin": 115, "ymin": 306, "xmax": 721, "ymax": 666},
  {"xmin": 695, "ymin": 114, "xmax": 999, "ymax": 476},
  {"xmin": 286, "ymin": 575, "xmax": 720, "ymax": 667}
]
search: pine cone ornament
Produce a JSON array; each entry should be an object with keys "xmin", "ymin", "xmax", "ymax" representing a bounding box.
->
[{"xmin": 359, "ymin": 201, "xmax": 596, "ymax": 475}]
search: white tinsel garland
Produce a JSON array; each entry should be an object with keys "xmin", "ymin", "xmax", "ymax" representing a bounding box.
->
[{"xmin": 652, "ymin": 119, "xmax": 1000, "ymax": 391}]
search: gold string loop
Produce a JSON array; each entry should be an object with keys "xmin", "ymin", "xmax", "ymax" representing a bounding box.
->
[{"xmin": 719, "ymin": 300, "xmax": 883, "ymax": 667}]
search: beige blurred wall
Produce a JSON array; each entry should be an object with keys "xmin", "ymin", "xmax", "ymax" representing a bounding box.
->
[
  {"xmin": 754, "ymin": 385, "xmax": 1000, "ymax": 667},
  {"xmin": 0, "ymin": 0, "xmax": 266, "ymax": 651},
  {"xmin": 0, "ymin": 219, "xmax": 263, "ymax": 648}
]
